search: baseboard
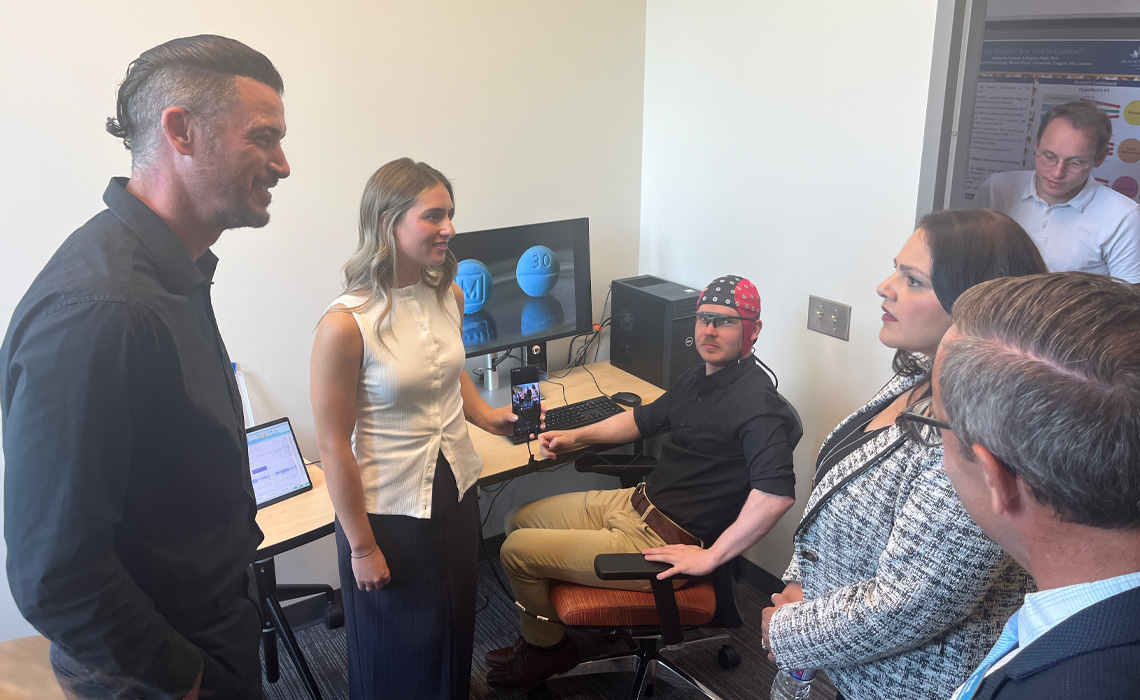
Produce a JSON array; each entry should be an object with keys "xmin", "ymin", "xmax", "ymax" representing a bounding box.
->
[
  {"xmin": 734, "ymin": 557, "xmax": 787, "ymax": 599},
  {"xmin": 280, "ymin": 587, "xmax": 344, "ymax": 632},
  {"xmin": 281, "ymin": 536, "xmax": 787, "ymax": 629}
]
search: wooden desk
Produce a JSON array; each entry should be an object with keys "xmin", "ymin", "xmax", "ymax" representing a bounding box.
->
[
  {"xmin": 254, "ymin": 466, "xmax": 337, "ymax": 700},
  {"xmin": 0, "ymin": 635, "xmax": 65, "ymax": 700},
  {"xmin": 256, "ymin": 467, "xmax": 335, "ymax": 559},
  {"xmin": 470, "ymin": 361, "xmax": 665, "ymax": 485}
]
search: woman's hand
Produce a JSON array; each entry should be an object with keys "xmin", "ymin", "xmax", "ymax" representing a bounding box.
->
[
  {"xmin": 761, "ymin": 582, "xmax": 804, "ymax": 662},
  {"xmin": 458, "ymin": 367, "xmax": 545, "ymax": 437},
  {"xmin": 480, "ymin": 402, "xmax": 546, "ymax": 438},
  {"xmin": 481, "ymin": 404, "xmax": 519, "ymax": 437},
  {"xmin": 351, "ymin": 546, "xmax": 392, "ymax": 592}
]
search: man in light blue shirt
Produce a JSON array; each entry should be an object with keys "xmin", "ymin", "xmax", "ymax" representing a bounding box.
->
[
  {"xmin": 973, "ymin": 101, "xmax": 1140, "ymax": 283},
  {"xmin": 919, "ymin": 272, "xmax": 1140, "ymax": 699}
]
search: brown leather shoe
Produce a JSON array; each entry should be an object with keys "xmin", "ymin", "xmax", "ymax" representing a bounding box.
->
[
  {"xmin": 486, "ymin": 637, "xmax": 580, "ymax": 689},
  {"xmin": 485, "ymin": 636, "xmax": 526, "ymax": 667}
]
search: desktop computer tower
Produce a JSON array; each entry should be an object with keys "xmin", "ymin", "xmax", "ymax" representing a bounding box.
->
[{"xmin": 610, "ymin": 275, "xmax": 703, "ymax": 390}]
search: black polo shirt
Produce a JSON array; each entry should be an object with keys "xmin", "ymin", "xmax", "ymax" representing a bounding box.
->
[
  {"xmin": 633, "ymin": 357, "xmax": 801, "ymax": 544},
  {"xmin": 2, "ymin": 178, "xmax": 263, "ymax": 697}
]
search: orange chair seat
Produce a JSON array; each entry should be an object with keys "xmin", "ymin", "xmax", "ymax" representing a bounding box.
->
[{"xmin": 549, "ymin": 580, "xmax": 716, "ymax": 627}]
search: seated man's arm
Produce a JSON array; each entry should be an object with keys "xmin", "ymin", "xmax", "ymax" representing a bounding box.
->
[
  {"xmin": 541, "ymin": 381, "xmax": 673, "ymax": 459},
  {"xmin": 644, "ymin": 488, "xmax": 794, "ymax": 578},
  {"xmin": 538, "ymin": 409, "xmax": 641, "ymax": 458}
]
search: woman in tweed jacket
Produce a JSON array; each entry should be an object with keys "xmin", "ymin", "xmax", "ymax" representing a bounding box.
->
[{"xmin": 762, "ymin": 210, "xmax": 1046, "ymax": 700}]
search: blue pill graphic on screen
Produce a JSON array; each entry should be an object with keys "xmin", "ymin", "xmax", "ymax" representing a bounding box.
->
[
  {"xmin": 521, "ymin": 296, "xmax": 565, "ymax": 336},
  {"xmin": 456, "ymin": 259, "xmax": 492, "ymax": 314},
  {"xmin": 515, "ymin": 246, "xmax": 560, "ymax": 297},
  {"xmin": 462, "ymin": 311, "xmax": 497, "ymax": 346}
]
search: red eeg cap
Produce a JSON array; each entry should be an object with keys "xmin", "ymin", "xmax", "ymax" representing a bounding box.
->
[{"xmin": 697, "ymin": 275, "xmax": 761, "ymax": 360}]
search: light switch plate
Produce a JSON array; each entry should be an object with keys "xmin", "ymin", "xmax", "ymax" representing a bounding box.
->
[{"xmin": 807, "ymin": 295, "xmax": 850, "ymax": 341}]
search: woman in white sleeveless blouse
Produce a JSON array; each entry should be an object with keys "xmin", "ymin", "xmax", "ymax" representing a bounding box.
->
[{"xmin": 311, "ymin": 158, "xmax": 518, "ymax": 700}]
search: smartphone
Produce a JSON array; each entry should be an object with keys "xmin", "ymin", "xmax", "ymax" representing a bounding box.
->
[{"xmin": 510, "ymin": 365, "xmax": 542, "ymax": 440}]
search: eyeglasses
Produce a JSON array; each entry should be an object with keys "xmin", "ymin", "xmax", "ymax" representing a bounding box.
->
[
  {"xmin": 695, "ymin": 312, "xmax": 757, "ymax": 330},
  {"xmin": 899, "ymin": 396, "xmax": 952, "ymax": 448},
  {"xmin": 1035, "ymin": 150, "xmax": 1094, "ymax": 173}
]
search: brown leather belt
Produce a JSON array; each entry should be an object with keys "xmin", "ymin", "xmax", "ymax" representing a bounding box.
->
[{"xmin": 631, "ymin": 484, "xmax": 701, "ymax": 547}]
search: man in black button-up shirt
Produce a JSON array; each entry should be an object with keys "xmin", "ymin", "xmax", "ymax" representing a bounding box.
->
[
  {"xmin": 2, "ymin": 35, "xmax": 289, "ymax": 700},
  {"xmin": 487, "ymin": 275, "xmax": 802, "ymax": 690}
]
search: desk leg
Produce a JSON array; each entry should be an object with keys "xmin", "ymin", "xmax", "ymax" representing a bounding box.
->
[
  {"xmin": 252, "ymin": 560, "xmax": 280, "ymax": 683},
  {"xmin": 252, "ymin": 558, "xmax": 324, "ymax": 700}
]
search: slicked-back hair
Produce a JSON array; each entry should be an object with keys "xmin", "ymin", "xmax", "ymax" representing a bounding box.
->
[
  {"xmin": 892, "ymin": 209, "xmax": 1047, "ymax": 379},
  {"xmin": 107, "ymin": 35, "xmax": 283, "ymax": 169},
  {"xmin": 940, "ymin": 272, "xmax": 1140, "ymax": 529},
  {"xmin": 1036, "ymin": 100, "xmax": 1113, "ymax": 156}
]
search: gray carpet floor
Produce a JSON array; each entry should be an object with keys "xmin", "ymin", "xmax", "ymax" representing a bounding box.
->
[{"xmin": 262, "ymin": 559, "xmax": 838, "ymax": 699}]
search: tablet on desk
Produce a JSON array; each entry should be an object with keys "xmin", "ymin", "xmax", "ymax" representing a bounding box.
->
[{"xmin": 247, "ymin": 417, "xmax": 313, "ymax": 509}]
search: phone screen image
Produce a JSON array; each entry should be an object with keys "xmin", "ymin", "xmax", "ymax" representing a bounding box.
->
[{"xmin": 510, "ymin": 366, "xmax": 542, "ymax": 438}]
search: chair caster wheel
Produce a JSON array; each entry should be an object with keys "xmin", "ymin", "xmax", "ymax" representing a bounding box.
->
[
  {"xmin": 324, "ymin": 602, "xmax": 345, "ymax": 629},
  {"xmin": 718, "ymin": 644, "xmax": 741, "ymax": 669},
  {"xmin": 527, "ymin": 682, "xmax": 553, "ymax": 699}
]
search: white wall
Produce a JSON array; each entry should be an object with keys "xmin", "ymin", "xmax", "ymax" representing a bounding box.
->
[
  {"xmin": 0, "ymin": 0, "xmax": 647, "ymax": 641},
  {"xmin": 641, "ymin": 1, "xmax": 941, "ymax": 575}
]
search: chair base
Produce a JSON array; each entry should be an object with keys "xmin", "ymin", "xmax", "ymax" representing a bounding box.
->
[{"xmin": 544, "ymin": 633, "xmax": 731, "ymax": 700}]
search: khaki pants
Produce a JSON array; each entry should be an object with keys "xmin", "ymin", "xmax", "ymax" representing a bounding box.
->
[{"xmin": 499, "ymin": 487, "xmax": 668, "ymax": 646}]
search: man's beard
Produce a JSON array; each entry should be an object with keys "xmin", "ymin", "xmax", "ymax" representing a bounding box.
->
[{"xmin": 209, "ymin": 188, "xmax": 272, "ymax": 231}]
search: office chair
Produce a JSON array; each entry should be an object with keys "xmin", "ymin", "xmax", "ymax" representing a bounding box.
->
[
  {"xmin": 542, "ymin": 553, "xmax": 742, "ymax": 700},
  {"xmin": 573, "ymin": 452, "xmax": 656, "ymax": 489},
  {"xmin": 534, "ymin": 454, "xmax": 743, "ymax": 700}
]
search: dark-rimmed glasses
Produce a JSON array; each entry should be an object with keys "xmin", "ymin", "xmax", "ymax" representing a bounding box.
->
[
  {"xmin": 899, "ymin": 396, "xmax": 952, "ymax": 448},
  {"xmin": 695, "ymin": 312, "xmax": 758, "ymax": 330}
]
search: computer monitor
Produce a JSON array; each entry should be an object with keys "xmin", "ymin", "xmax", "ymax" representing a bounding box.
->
[{"xmin": 450, "ymin": 217, "xmax": 592, "ymax": 358}]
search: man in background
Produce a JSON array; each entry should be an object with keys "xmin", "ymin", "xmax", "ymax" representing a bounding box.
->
[
  {"xmin": 2, "ymin": 35, "xmax": 290, "ymax": 699},
  {"xmin": 973, "ymin": 101, "xmax": 1140, "ymax": 283},
  {"xmin": 929, "ymin": 272, "xmax": 1140, "ymax": 699}
]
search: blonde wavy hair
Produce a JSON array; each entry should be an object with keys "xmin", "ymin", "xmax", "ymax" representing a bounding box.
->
[{"xmin": 340, "ymin": 158, "xmax": 458, "ymax": 345}]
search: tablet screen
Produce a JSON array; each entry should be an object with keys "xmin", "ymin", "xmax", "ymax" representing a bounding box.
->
[{"xmin": 246, "ymin": 417, "xmax": 313, "ymax": 508}]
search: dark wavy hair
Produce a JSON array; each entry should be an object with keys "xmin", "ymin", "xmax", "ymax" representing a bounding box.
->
[
  {"xmin": 893, "ymin": 209, "xmax": 1047, "ymax": 380},
  {"xmin": 106, "ymin": 35, "xmax": 283, "ymax": 168}
]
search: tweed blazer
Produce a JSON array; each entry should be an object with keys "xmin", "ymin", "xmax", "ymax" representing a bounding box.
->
[{"xmin": 768, "ymin": 370, "xmax": 1032, "ymax": 700}]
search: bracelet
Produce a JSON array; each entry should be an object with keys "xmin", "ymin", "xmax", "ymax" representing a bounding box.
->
[{"xmin": 350, "ymin": 545, "xmax": 377, "ymax": 559}]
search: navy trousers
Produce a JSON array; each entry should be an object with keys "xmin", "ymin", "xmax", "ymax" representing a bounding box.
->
[{"xmin": 336, "ymin": 454, "xmax": 479, "ymax": 700}]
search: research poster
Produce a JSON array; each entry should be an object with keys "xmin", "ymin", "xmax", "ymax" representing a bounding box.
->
[{"xmin": 959, "ymin": 39, "xmax": 1140, "ymax": 206}]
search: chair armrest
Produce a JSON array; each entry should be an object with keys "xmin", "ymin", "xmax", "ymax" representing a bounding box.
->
[
  {"xmin": 594, "ymin": 553, "xmax": 687, "ymax": 645},
  {"xmin": 594, "ymin": 553, "xmax": 692, "ymax": 580},
  {"xmin": 575, "ymin": 454, "xmax": 657, "ymax": 479}
]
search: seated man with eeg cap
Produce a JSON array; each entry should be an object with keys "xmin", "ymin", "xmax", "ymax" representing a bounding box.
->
[{"xmin": 485, "ymin": 274, "xmax": 803, "ymax": 690}]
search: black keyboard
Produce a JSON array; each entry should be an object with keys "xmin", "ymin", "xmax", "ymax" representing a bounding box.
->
[{"xmin": 507, "ymin": 395, "xmax": 626, "ymax": 444}]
